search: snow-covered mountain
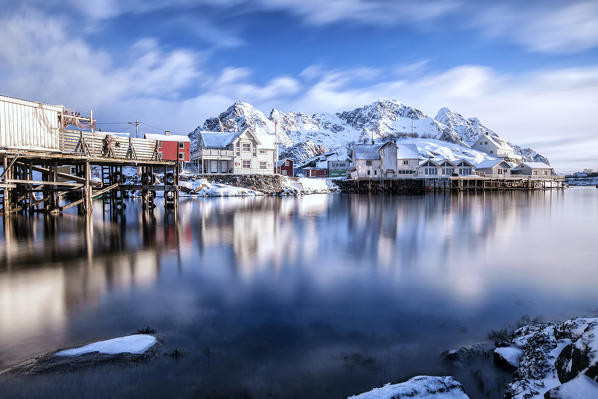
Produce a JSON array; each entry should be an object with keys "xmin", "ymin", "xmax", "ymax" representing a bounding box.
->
[{"xmin": 188, "ymin": 99, "xmax": 548, "ymax": 164}]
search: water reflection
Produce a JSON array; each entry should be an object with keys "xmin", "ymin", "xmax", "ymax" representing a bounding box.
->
[{"xmin": 0, "ymin": 190, "xmax": 596, "ymax": 399}]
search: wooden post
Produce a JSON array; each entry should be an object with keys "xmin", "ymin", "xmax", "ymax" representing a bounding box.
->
[{"xmin": 84, "ymin": 161, "xmax": 92, "ymax": 215}]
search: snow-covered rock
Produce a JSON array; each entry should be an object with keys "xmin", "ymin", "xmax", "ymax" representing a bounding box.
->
[
  {"xmin": 494, "ymin": 346, "xmax": 523, "ymax": 368},
  {"xmin": 54, "ymin": 334, "xmax": 157, "ymax": 357},
  {"xmin": 348, "ymin": 376, "xmax": 469, "ymax": 399},
  {"xmin": 504, "ymin": 318, "xmax": 598, "ymax": 399}
]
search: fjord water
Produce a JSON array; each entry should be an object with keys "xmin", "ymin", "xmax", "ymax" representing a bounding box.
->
[{"xmin": 1, "ymin": 188, "xmax": 597, "ymax": 398}]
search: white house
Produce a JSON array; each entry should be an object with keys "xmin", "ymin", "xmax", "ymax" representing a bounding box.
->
[
  {"xmin": 417, "ymin": 159, "xmax": 441, "ymax": 176},
  {"xmin": 475, "ymin": 159, "xmax": 512, "ymax": 177},
  {"xmin": 511, "ymin": 162, "xmax": 554, "ymax": 177},
  {"xmin": 472, "ymin": 133, "xmax": 521, "ymax": 161},
  {"xmin": 350, "ymin": 142, "xmax": 398, "ymax": 179},
  {"xmin": 192, "ymin": 130, "xmax": 276, "ymax": 175},
  {"xmin": 396, "ymin": 143, "xmax": 421, "ymax": 176}
]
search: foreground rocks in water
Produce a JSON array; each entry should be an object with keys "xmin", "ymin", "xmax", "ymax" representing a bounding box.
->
[
  {"xmin": 348, "ymin": 375, "xmax": 470, "ymax": 399},
  {"xmin": 501, "ymin": 318, "xmax": 598, "ymax": 399},
  {"xmin": 494, "ymin": 347, "xmax": 523, "ymax": 369},
  {"xmin": 1, "ymin": 334, "xmax": 159, "ymax": 375}
]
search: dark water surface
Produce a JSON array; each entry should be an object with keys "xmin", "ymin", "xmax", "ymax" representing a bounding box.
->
[{"xmin": 1, "ymin": 189, "xmax": 597, "ymax": 398}]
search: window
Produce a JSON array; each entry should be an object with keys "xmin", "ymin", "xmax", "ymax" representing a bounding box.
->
[
  {"xmin": 367, "ymin": 170, "xmax": 371, "ymax": 176},
  {"xmin": 374, "ymin": 170, "xmax": 378, "ymax": 175},
  {"xmin": 236, "ymin": 142, "xmax": 240, "ymax": 156},
  {"xmin": 242, "ymin": 143, "xmax": 251, "ymax": 152},
  {"xmin": 260, "ymin": 150, "xmax": 266, "ymax": 155},
  {"xmin": 179, "ymin": 142, "xmax": 185, "ymax": 148},
  {"xmin": 243, "ymin": 160, "xmax": 251, "ymax": 169},
  {"xmin": 533, "ymin": 170, "xmax": 538, "ymax": 175},
  {"xmin": 544, "ymin": 170, "xmax": 548, "ymax": 175},
  {"xmin": 489, "ymin": 150, "xmax": 493, "ymax": 154},
  {"xmin": 498, "ymin": 169, "xmax": 503, "ymax": 174},
  {"xmin": 178, "ymin": 153, "xmax": 184, "ymax": 160},
  {"xmin": 403, "ymin": 160, "xmax": 409, "ymax": 165},
  {"xmin": 282, "ymin": 170, "xmax": 287, "ymax": 176},
  {"xmin": 285, "ymin": 160, "xmax": 290, "ymax": 166},
  {"xmin": 366, "ymin": 160, "xmax": 372, "ymax": 166},
  {"xmin": 259, "ymin": 161, "xmax": 267, "ymax": 169},
  {"xmin": 424, "ymin": 167, "xmax": 437, "ymax": 175}
]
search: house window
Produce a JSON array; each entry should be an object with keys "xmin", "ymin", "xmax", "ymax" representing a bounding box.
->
[
  {"xmin": 285, "ymin": 160, "xmax": 290, "ymax": 166},
  {"xmin": 282, "ymin": 170, "xmax": 287, "ymax": 176},
  {"xmin": 533, "ymin": 170, "xmax": 537, "ymax": 175},
  {"xmin": 403, "ymin": 160, "xmax": 409, "ymax": 165},
  {"xmin": 490, "ymin": 150, "xmax": 494, "ymax": 154},
  {"xmin": 260, "ymin": 150, "xmax": 266, "ymax": 154},
  {"xmin": 236, "ymin": 142, "xmax": 240, "ymax": 156},
  {"xmin": 544, "ymin": 170, "xmax": 548, "ymax": 175},
  {"xmin": 367, "ymin": 170, "xmax": 371, "ymax": 176},
  {"xmin": 498, "ymin": 169, "xmax": 503, "ymax": 174},
  {"xmin": 178, "ymin": 153, "xmax": 185, "ymax": 160},
  {"xmin": 259, "ymin": 161, "xmax": 267, "ymax": 169},
  {"xmin": 242, "ymin": 143, "xmax": 251, "ymax": 152},
  {"xmin": 366, "ymin": 160, "xmax": 372, "ymax": 166},
  {"xmin": 243, "ymin": 160, "xmax": 251, "ymax": 169},
  {"xmin": 374, "ymin": 170, "xmax": 378, "ymax": 176},
  {"xmin": 179, "ymin": 142, "xmax": 185, "ymax": 148}
]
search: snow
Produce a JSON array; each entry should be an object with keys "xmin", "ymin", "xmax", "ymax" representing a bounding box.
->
[
  {"xmin": 348, "ymin": 376, "xmax": 469, "ymax": 399},
  {"xmin": 198, "ymin": 131, "xmax": 239, "ymax": 148},
  {"xmin": 547, "ymin": 374, "xmax": 598, "ymax": 398},
  {"xmin": 495, "ymin": 346, "xmax": 523, "ymax": 367},
  {"xmin": 143, "ymin": 133, "xmax": 190, "ymax": 142},
  {"xmin": 183, "ymin": 178, "xmax": 262, "ymax": 197},
  {"xmin": 352, "ymin": 143, "xmax": 382, "ymax": 160},
  {"xmin": 517, "ymin": 161, "xmax": 552, "ymax": 169},
  {"xmin": 281, "ymin": 177, "xmax": 338, "ymax": 194},
  {"xmin": 399, "ymin": 138, "xmax": 495, "ymax": 165},
  {"xmin": 475, "ymin": 159, "xmax": 506, "ymax": 169},
  {"xmin": 396, "ymin": 143, "xmax": 421, "ymax": 159},
  {"xmin": 54, "ymin": 334, "xmax": 157, "ymax": 357}
]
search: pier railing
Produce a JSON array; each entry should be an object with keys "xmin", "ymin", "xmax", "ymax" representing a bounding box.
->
[{"xmin": 60, "ymin": 130, "xmax": 159, "ymax": 161}]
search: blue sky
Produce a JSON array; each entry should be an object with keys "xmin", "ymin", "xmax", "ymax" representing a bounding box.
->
[{"xmin": 1, "ymin": 0, "xmax": 597, "ymax": 170}]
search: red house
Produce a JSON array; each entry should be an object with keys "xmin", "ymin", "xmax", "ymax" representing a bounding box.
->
[
  {"xmin": 275, "ymin": 158, "xmax": 294, "ymax": 177},
  {"xmin": 145, "ymin": 133, "xmax": 191, "ymax": 162}
]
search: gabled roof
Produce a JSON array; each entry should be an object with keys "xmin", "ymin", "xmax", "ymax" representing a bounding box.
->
[
  {"xmin": 396, "ymin": 143, "xmax": 421, "ymax": 159},
  {"xmin": 198, "ymin": 131, "xmax": 240, "ymax": 148},
  {"xmin": 353, "ymin": 144, "xmax": 382, "ymax": 160},
  {"xmin": 515, "ymin": 161, "xmax": 552, "ymax": 169},
  {"xmin": 144, "ymin": 133, "xmax": 190, "ymax": 143},
  {"xmin": 476, "ymin": 133, "xmax": 514, "ymax": 152},
  {"xmin": 475, "ymin": 158, "xmax": 510, "ymax": 169},
  {"xmin": 276, "ymin": 158, "xmax": 291, "ymax": 167},
  {"xmin": 419, "ymin": 159, "xmax": 441, "ymax": 167},
  {"xmin": 453, "ymin": 159, "xmax": 476, "ymax": 168}
]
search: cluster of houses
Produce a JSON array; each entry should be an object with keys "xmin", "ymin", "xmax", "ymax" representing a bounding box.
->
[{"xmin": 188, "ymin": 128, "xmax": 554, "ymax": 180}]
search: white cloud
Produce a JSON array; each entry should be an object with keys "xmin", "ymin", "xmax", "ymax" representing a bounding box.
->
[{"xmin": 474, "ymin": 1, "xmax": 598, "ymax": 53}]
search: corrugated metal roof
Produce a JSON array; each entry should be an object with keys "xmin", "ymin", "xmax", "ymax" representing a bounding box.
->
[
  {"xmin": 144, "ymin": 133, "xmax": 190, "ymax": 142},
  {"xmin": 353, "ymin": 144, "xmax": 381, "ymax": 160},
  {"xmin": 198, "ymin": 131, "xmax": 239, "ymax": 148}
]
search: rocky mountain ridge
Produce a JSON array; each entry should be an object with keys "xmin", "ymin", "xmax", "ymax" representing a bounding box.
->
[{"xmin": 188, "ymin": 99, "xmax": 549, "ymax": 164}]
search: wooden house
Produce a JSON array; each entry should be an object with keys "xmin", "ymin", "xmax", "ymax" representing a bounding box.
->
[
  {"xmin": 474, "ymin": 159, "xmax": 512, "ymax": 177},
  {"xmin": 350, "ymin": 141, "xmax": 398, "ymax": 179},
  {"xmin": 276, "ymin": 158, "xmax": 294, "ymax": 177},
  {"xmin": 144, "ymin": 132, "xmax": 190, "ymax": 162},
  {"xmin": 511, "ymin": 162, "xmax": 554, "ymax": 177}
]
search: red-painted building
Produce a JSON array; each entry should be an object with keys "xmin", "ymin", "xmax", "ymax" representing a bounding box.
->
[
  {"xmin": 303, "ymin": 167, "xmax": 328, "ymax": 178},
  {"xmin": 275, "ymin": 158, "xmax": 294, "ymax": 177},
  {"xmin": 145, "ymin": 133, "xmax": 191, "ymax": 162}
]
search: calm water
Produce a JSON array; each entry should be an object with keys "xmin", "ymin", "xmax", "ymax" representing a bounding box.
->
[{"xmin": 1, "ymin": 188, "xmax": 598, "ymax": 398}]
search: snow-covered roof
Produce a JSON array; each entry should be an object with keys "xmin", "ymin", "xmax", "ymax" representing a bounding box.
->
[
  {"xmin": 396, "ymin": 143, "xmax": 421, "ymax": 159},
  {"xmin": 478, "ymin": 133, "xmax": 514, "ymax": 152},
  {"xmin": 198, "ymin": 131, "xmax": 239, "ymax": 148},
  {"xmin": 419, "ymin": 159, "xmax": 441, "ymax": 166},
  {"xmin": 316, "ymin": 160, "xmax": 328, "ymax": 168},
  {"xmin": 257, "ymin": 133, "xmax": 276, "ymax": 150},
  {"xmin": 144, "ymin": 133, "xmax": 190, "ymax": 143},
  {"xmin": 475, "ymin": 158, "xmax": 510, "ymax": 169},
  {"xmin": 517, "ymin": 161, "xmax": 552, "ymax": 169},
  {"xmin": 353, "ymin": 144, "xmax": 382, "ymax": 160},
  {"xmin": 276, "ymin": 158, "xmax": 291, "ymax": 167}
]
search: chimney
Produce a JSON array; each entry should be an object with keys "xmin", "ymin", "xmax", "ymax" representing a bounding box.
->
[{"xmin": 164, "ymin": 130, "xmax": 171, "ymax": 136}]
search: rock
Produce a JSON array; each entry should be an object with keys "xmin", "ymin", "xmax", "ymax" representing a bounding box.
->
[
  {"xmin": 347, "ymin": 375, "xmax": 470, "ymax": 399},
  {"xmin": 494, "ymin": 346, "xmax": 523, "ymax": 369},
  {"xmin": 441, "ymin": 342, "xmax": 493, "ymax": 363},
  {"xmin": 503, "ymin": 318, "xmax": 598, "ymax": 399},
  {"xmin": 544, "ymin": 374, "xmax": 598, "ymax": 399}
]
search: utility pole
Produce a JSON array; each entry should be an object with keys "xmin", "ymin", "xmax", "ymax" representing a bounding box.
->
[{"xmin": 128, "ymin": 120, "xmax": 139, "ymax": 138}]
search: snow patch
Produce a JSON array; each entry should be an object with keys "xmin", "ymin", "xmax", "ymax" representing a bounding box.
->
[
  {"xmin": 54, "ymin": 334, "xmax": 157, "ymax": 357},
  {"xmin": 348, "ymin": 376, "xmax": 469, "ymax": 399}
]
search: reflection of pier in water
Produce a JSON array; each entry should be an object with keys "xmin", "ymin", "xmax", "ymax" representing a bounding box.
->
[{"xmin": 0, "ymin": 203, "xmax": 187, "ymax": 358}]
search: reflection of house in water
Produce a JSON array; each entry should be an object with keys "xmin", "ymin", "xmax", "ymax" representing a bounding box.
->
[
  {"xmin": 194, "ymin": 196, "xmax": 331, "ymax": 276},
  {"xmin": 0, "ymin": 209, "xmax": 188, "ymax": 363}
]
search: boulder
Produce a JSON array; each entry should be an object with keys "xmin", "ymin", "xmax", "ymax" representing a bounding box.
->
[{"xmin": 348, "ymin": 375, "xmax": 469, "ymax": 399}]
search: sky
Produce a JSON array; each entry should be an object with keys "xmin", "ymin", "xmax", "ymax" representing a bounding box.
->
[{"xmin": 0, "ymin": 0, "xmax": 597, "ymax": 171}]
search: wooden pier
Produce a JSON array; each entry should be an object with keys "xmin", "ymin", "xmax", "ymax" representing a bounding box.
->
[{"xmin": 0, "ymin": 95, "xmax": 183, "ymax": 216}]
